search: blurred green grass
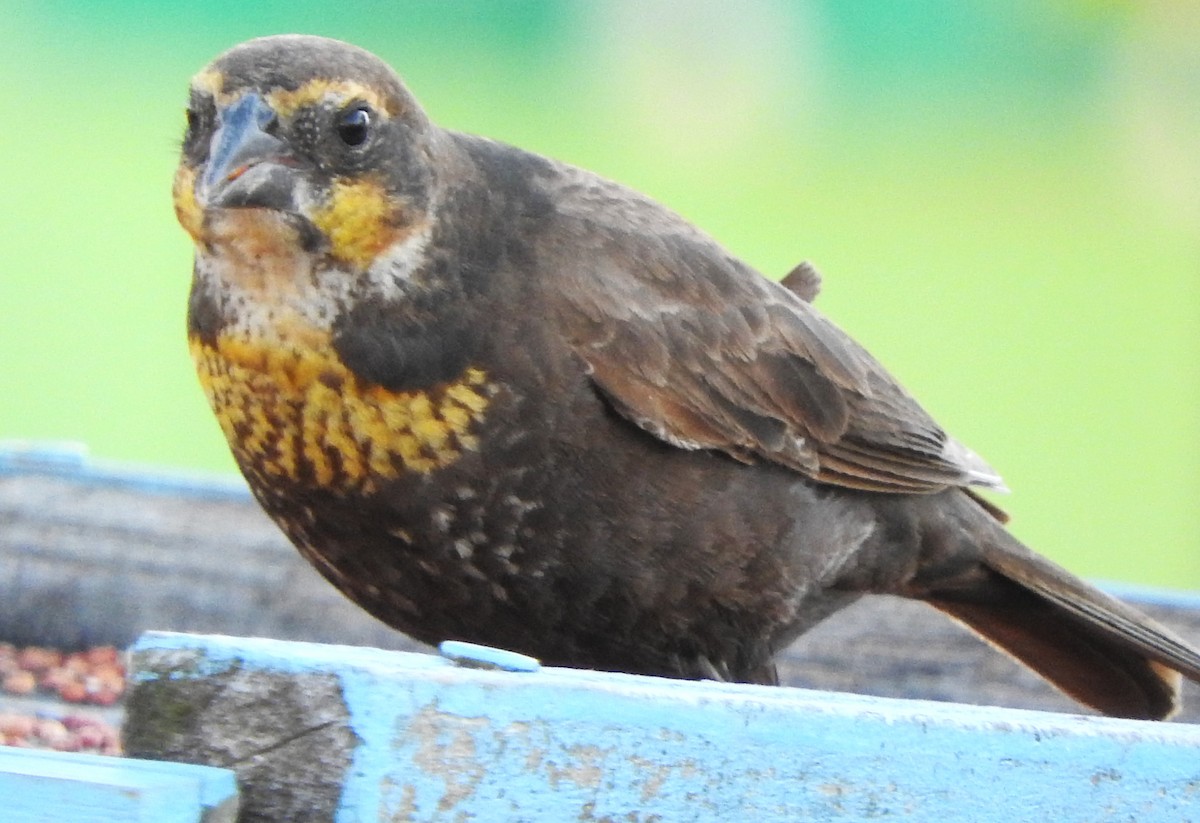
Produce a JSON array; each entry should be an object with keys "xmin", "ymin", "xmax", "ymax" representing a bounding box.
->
[{"xmin": 1, "ymin": 1, "xmax": 1197, "ymax": 587}]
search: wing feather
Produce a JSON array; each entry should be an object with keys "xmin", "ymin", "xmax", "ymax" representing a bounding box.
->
[{"xmin": 545, "ymin": 170, "xmax": 1004, "ymax": 494}]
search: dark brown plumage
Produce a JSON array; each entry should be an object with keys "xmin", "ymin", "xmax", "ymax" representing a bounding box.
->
[{"xmin": 176, "ymin": 34, "xmax": 1200, "ymax": 719}]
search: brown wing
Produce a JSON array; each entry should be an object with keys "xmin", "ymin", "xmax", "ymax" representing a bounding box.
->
[{"xmin": 546, "ymin": 172, "xmax": 1005, "ymax": 494}]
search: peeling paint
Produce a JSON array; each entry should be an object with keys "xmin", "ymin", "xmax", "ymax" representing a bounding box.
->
[
  {"xmin": 128, "ymin": 633, "xmax": 1200, "ymax": 822},
  {"xmin": 407, "ymin": 704, "xmax": 490, "ymax": 811},
  {"xmin": 545, "ymin": 743, "xmax": 607, "ymax": 791}
]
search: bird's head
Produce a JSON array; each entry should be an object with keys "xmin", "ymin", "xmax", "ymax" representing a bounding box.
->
[
  {"xmin": 175, "ymin": 35, "xmax": 440, "ymax": 283},
  {"xmin": 177, "ymin": 37, "xmax": 494, "ymax": 487}
]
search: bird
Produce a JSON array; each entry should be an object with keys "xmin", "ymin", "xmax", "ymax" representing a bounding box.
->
[{"xmin": 176, "ymin": 34, "xmax": 1200, "ymax": 720}]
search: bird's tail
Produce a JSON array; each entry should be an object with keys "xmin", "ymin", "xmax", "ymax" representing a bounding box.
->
[{"xmin": 921, "ymin": 503, "xmax": 1200, "ymax": 720}]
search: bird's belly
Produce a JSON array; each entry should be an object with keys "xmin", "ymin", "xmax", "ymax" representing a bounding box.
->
[
  {"xmin": 189, "ymin": 331, "xmax": 557, "ymax": 648},
  {"xmin": 189, "ymin": 332, "xmax": 868, "ymax": 677}
]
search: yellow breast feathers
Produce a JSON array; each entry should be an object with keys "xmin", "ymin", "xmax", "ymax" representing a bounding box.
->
[{"xmin": 190, "ymin": 333, "xmax": 491, "ymax": 490}]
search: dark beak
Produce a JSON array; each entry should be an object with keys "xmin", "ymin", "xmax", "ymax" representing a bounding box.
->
[{"xmin": 197, "ymin": 92, "xmax": 302, "ymax": 211}]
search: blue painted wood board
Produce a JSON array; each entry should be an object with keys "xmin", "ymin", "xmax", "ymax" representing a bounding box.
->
[
  {"xmin": 0, "ymin": 440, "xmax": 249, "ymax": 500},
  {"xmin": 131, "ymin": 631, "xmax": 1200, "ymax": 822},
  {"xmin": 0, "ymin": 746, "xmax": 237, "ymax": 822}
]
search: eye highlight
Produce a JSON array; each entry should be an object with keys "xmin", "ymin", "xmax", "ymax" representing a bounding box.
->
[{"xmin": 336, "ymin": 104, "xmax": 372, "ymax": 147}]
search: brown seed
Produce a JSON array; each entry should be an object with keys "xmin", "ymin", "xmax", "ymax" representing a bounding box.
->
[
  {"xmin": 39, "ymin": 666, "xmax": 73, "ymax": 693},
  {"xmin": 88, "ymin": 686, "xmax": 121, "ymax": 707},
  {"xmin": 92, "ymin": 664, "xmax": 126, "ymax": 691},
  {"xmin": 0, "ymin": 713, "xmax": 34, "ymax": 739},
  {"xmin": 51, "ymin": 733, "xmax": 81, "ymax": 752},
  {"xmin": 76, "ymin": 725, "xmax": 108, "ymax": 750},
  {"xmin": 58, "ymin": 680, "xmax": 88, "ymax": 703},
  {"xmin": 3, "ymin": 670, "xmax": 36, "ymax": 696},
  {"xmin": 17, "ymin": 647, "xmax": 61, "ymax": 674},
  {"xmin": 34, "ymin": 718, "xmax": 71, "ymax": 748},
  {"xmin": 84, "ymin": 646, "xmax": 120, "ymax": 667},
  {"xmin": 61, "ymin": 715, "xmax": 86, "ymax": 731},
  {"xmin": 62, "ymin": 652, "xmax": 90, "ymax": 675}
]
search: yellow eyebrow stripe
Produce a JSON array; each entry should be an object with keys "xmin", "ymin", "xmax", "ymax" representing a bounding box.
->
[
  {"xmin": 187, "ymin": 73, "xmax": 396, "ymax": 118},
  {"xmin": 267, "ymin": 79, "xmax": 396, "ymax": 117},
  {"xmin": 189, "ymin": 69, "xmax": 224, "ymax": 99}
]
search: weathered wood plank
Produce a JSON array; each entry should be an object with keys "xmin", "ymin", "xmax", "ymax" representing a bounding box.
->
[
  {"xmin": 0, "ymin": 746, "xmax": 237, "ymax": 823},
  {"xmin": 0, "ymin": 442, "xmax": 408, "ymax": 651},
  {"xmin": 125, "ymin": 631, "xmax": 1200, "ymax": 823},
  {"xmin": 3, "ymin": 440, "xmax": 1200, "ymax": 720}
]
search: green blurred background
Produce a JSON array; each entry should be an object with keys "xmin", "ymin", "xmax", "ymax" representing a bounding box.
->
[{"xmin": 2, "ymin": 1, "xmax": 1197, "ymax": 586}]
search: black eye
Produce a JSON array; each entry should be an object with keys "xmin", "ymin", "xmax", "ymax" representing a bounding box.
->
[
  {"xmin": 336, "ymin": 105, "xmax": 372, "ymax": 147},
  {"xmin": 181, "ymin": 102, "xmax": 212, "ymax": 157}
]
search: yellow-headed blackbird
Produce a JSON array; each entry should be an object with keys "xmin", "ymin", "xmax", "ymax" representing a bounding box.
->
[{"xmin": 176, "ymin": 35, "xmax": 1200, "ymax": 719}]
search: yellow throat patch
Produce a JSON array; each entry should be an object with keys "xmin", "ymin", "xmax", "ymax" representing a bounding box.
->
[
  {"xmin": 190, "ymin": 332, "xmax": 491, "ymax": 491},
  {"xmin": 311, "ymin": 178, "xmax": 412, "ymax": 269}
]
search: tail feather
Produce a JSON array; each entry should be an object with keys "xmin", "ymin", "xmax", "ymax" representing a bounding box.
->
[
  {"xmin": 981, "ymin": 541, "xmax": 1200, "ymax": 683},
  {"xmin": 929, "ymin": 585, "xmax": 1182, "ymax": 720},
  {"xmin": 920, "ymin": 506, "xmax": 1200, "ymax": 720}
]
